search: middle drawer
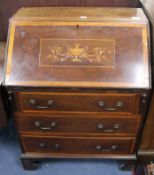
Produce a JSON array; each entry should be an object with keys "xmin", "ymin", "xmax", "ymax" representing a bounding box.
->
[{"xmin": 15, "ymin": 113, "xmax": 141, "ymax": 136}]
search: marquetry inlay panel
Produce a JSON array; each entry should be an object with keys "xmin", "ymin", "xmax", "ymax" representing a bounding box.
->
[{"xmin": 39, "ymin": 39, "xmax": 115, "ymax": 67}]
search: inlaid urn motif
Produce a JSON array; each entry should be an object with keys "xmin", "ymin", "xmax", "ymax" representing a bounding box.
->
[{"xmin": 39, "ymin": 39, "xmax": 115, "ymax": 67}]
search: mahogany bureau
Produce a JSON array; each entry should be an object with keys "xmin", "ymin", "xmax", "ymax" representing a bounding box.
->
[{"xmin": 4, "ymin": 7, "xmax": 151, "ymax": 170}]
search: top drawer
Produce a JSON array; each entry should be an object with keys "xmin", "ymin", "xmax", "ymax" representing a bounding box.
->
[{"xmin": 17, "ymin": 92, "xmax": 139, "ymax": 114}]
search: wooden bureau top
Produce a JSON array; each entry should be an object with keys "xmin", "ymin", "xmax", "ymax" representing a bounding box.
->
[
  {"xmin": 4, "ymin": 7, "xmax": 151, "ymax": 89},
  {"xmin": 11, "ymin": 7, "xmax": 147, "ymax": 22}
]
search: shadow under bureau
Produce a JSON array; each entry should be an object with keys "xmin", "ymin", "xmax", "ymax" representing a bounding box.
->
[{"xmin": 4, "ymin": 7, "xmax": 151, "ymax": 170}]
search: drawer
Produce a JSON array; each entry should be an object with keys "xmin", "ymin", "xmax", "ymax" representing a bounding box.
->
[
  {"xmin": 17, "ymin": 92, "xmax": 139, "ymax": 114},
  {"xmin": 22, "ymin": 136, "xmax": 135, "ymax": 155},
  {"xmin": 15, "ymin": 113, "xmax": 141, "ymax": 136}
]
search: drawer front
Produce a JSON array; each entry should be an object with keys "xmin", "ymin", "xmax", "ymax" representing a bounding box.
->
[
  {"xmin": 22, "ymin": 136, "xmax": 135, "ymax": 155},
  {"xmin": 17, "ymin": 92, "xmax": 138, "ymax": 113},
  {"xmin": 16, "ymin": 113, "xmax": 141, "ymax": 136}
]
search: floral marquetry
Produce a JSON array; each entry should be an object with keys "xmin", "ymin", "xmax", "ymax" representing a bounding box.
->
[{"xmin": 39, "ymin": 39, "xmax": 115, "ymax": 66}]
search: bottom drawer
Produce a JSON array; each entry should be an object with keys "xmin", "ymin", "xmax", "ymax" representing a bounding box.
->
[{"xmin": 22, "ymin": 136, "xmax": 135, "ymax": 155}]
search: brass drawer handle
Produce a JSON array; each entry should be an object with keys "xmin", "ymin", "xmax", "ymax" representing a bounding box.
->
[
  {"xmin": 98, "ymin": 101, "xmax": 123, "ymax": 111},
  {"xmin": 53, "ymin": 143, "xmax": 60, "ymax": 150},
  {"xmin": 34, "ymin": 121, "xmax": 57, "ymax": 130},
  {"xmin": 39, "ymin": 143, "xmax": 60, "ymax": 150},
  {"xmin": 96, "ymin": 145, "xmax": 117, "ymax": 151},
  {"xmin": 97, "ymin": 123, "xmax": 120, "ymax": 133},
  {"xmin": 30, "ymin": 99, "xmax": 54, "ymax": 109},
  {"xmin": 39, "ymin": 142, "xmax": 45, "ymax": 148}
]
